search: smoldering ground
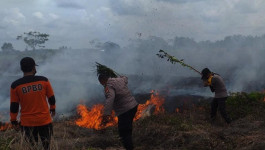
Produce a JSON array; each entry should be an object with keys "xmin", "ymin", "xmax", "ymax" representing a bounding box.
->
[{"xmin": 0, "ymin": 34, "xmax": 265, "ymax": 121}]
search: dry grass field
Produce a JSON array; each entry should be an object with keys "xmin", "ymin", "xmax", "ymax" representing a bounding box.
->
[{"xmin": 1, "ymin": 92, "xmax": 265, "ymax": 150}]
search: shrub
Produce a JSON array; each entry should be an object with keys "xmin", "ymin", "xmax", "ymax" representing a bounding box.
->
[{"xmin": 226, "ymin": 92, "xmax": 265, "ymax": 120}]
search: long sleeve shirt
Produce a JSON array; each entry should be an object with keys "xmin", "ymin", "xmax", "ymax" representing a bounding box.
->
[
  {"xmin": 210, "ymin": 74, "xmax": 228, "ymax": 98},
  {"xmin": 103, "ymin": 76, "xmax": 138, "ymax": 116}
]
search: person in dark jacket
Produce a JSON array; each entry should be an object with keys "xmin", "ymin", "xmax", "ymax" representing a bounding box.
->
[
  {"xmin": 98, "ymin": 74, "xmax": 138, "ymax": 150},
  {"xmin": 201, "ymin": 68, "xmax": 231, "ymax": 124}
]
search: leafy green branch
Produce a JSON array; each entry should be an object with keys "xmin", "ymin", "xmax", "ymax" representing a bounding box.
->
[{"xmin": 156, "ymin": 49, "xmax": 201, "ymax": 75}]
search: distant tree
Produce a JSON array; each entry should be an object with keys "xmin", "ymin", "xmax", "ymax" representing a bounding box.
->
[
  {"xmin": 89, "ymin": 40, "xmax": 121, "ymax": 51},
  {"xmin": 1, "ymin": 42, "xmax": 14, "ymax": 52},
  {"xmin": 173, "ymin": 37, "xmax": 197, "ymax": 49},
  {"xmin": 102, "ymin": 42, "xmax": 120, "ymax": 51},
  {"xmin": 16, "ymin": 31, "xmax": 49, "ymax": 50},
  {"xmin": 89, "ymin": 39, "xmax": 102, "ymax": 49},
  {"xmin": 59, "ymin": 46, "xmax": 68, "ymax": 50}
]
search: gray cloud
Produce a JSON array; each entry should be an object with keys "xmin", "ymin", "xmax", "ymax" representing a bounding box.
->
[
  {"xmin": 156, "ymin": 0, "xmax": 207, "ymax": 3},
  {"xmin": 55, "ymin": 0, "xmax": 84, "ymax": 9},
  {"xmin": 234, "ymin": 0, "xmax": 262, "ymax": 14},
  {"xmin": 0, "ymin": 0, "xmax": 265, "ymax": 49},
  {"xmin": 0, "ymin": 25, "xmax": 6, "ymax": 29},
  {"xmin": 109, "ymin": 0, "xmax": 146, "ymax": 16}
]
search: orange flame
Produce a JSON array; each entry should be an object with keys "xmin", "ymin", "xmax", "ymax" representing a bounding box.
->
[
  {"xmin": 134, "ymin": 91, "xmax": 165, "ymax": 120},
  {"xmin": 75, "ymin": 104, "xmax": 117, "ymax": 130},
  {"xmin": 75, "ymin": 90, "xmax": 165, "ymax": 130},
  {"xmin": 0, "ymin": 122, "xmax": 11, "ymax": 131}
]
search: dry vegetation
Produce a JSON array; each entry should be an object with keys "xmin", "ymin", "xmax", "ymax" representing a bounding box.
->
[{"xmin": 1, "ymin": 92, "xmax": 265, "ymax": 150}]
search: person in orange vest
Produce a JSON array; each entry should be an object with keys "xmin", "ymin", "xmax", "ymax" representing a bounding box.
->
[
  {"xmin": 201, "ymin": 68, "xmax": 231, "ymax": 125},
  {"xmin": 98, "ymin": 74, "xmax": 138, "ymax": 150},
  {"xmin": 10, "ymin": 57, "xmax": 56, "ymax": 149}
]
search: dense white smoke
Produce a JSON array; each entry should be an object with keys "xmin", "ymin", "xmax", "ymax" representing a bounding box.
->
[{"xmin": 0, "ymin": 34, "xmax": 265, "ymax": 121}]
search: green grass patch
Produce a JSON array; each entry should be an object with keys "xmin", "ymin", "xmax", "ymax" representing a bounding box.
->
[{"xmin": 227, "ymin": 92, "xmax": 265, "ymax": 120}]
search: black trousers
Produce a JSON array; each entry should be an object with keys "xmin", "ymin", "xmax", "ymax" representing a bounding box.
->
[
  {"xmin": 118, "ymin": 105, "xmax": 138, "ymax": 150},
  {"xmin": 211, "ymin": 97, "xmax": 231, "ymax": 124},
  {"xmin": 21, "ymin": 123, "xmax": 53, "ymax": 150}
]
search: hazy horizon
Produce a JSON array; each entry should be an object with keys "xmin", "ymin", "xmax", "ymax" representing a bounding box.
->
[{"xmin": 1, "ymin": 0, "xmax": 265, "ymax": 49}]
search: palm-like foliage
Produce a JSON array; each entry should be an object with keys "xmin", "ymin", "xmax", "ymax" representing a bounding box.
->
[{"xmin": 96, "ymin": 62, "xmax": 120, "ymax": 78}]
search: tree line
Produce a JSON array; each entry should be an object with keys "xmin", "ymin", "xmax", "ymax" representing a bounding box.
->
[{"xmin": 1, "ymin": 31, "xmax": 49, "ymax": 52}]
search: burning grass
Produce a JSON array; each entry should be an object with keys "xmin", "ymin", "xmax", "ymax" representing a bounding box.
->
[
  {"xmin": 75, "ymin": 104, "xmax": 118, "ymax": 130},
  {"xmin": 0, "ymin": 122, "xmax": 11, "ymax": 131},
  {"xmin": 1, "ymin": 92, "xmax": 265, "ymax": 149},
  {"xmin": 75, "ymin": 90, "xmax": 165, "ymax": 130}
]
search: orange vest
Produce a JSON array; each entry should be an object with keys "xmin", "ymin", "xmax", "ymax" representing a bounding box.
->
[{"xmin": 10, "ymin": 75, "xmax": 56, "ymax": 126}]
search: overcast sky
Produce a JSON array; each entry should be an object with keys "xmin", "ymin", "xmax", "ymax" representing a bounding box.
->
[{"xmin": 1, "ymin": 0, "xmax": 265, "ymax": 49}]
